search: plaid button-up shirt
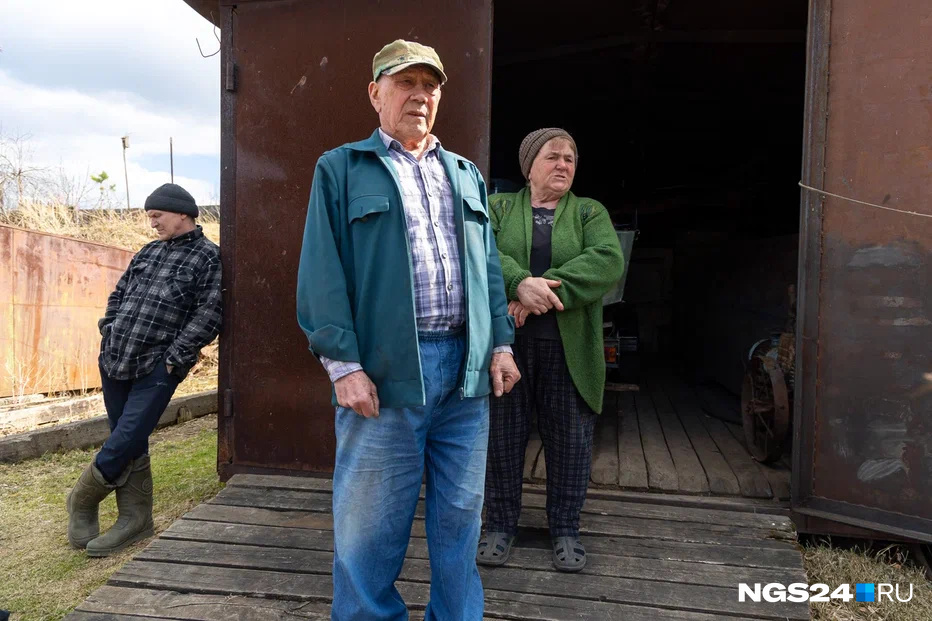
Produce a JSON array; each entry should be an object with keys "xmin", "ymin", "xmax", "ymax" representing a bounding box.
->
[
  {"xmin": 321, "ymin": 130, "xmax": 509, "ymax": 382},
  {"xmin": 99, "ymin": 226, "xmax": 222, "ymax": 381}
]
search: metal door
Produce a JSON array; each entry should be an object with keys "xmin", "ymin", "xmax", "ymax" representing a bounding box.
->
[
  {"xmin": 216, "ymin": 0, "xmax": 494, "ymax": 477},
  {"xmin": 793, "ymin": 0, "xmax": 932, "ymax": 541}
]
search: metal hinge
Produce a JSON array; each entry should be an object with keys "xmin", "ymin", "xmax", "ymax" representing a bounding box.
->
[{"xmin": 225, "ymin": 60, "xmax": 237, "ymax": 92}]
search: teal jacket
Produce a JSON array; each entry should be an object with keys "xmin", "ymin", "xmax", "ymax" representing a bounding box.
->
[{"xmin": 296, "ymin": 130, "xmax": 514, "ymax": 407}]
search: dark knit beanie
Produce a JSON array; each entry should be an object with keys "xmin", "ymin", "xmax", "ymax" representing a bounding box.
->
[
  {"xmin": 518, "ymin": 128, "xmax": 577, "ymax": 180},
  {"xmin": 144, "ymin": 183, "xmax": 198, "ymax": 218}
]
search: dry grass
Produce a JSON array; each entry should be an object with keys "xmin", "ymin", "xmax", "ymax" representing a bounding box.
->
[
  {"xmin": 0, "ymin": 415, "xmax": 222, "ymax": 620},
  {"xmin": 0, "ymin": 200, "xmax": 220, "ymax": 418},
  {"xmin": 804, "ymin": 539, "xmax": 932, "ymax": 620},
  {"xmin": 0, "ymin": 199, "xmax": 220, "ymax": 249}
]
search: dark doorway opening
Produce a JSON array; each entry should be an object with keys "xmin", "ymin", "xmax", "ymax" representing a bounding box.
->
[{"xmin": 490, "ymin": 0, "xmax": 809, "ymax": 499}]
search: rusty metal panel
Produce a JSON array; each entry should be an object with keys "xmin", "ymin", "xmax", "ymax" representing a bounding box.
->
[
  {"xmin": 218, "ymin": 0, "xmax": 493, "ymax": 476},
  {"xmin": 0, "ymin": 225, "xmax": 134, "ymax": 398},
  {"xmin": 794, "ymin": 0, "xmax": 932, "ymax": 541}
]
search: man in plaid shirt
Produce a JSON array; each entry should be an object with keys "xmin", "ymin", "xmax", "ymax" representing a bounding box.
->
[{"xmin": 66, "ymin": 183, "xmax": 222, "ymax": 557}]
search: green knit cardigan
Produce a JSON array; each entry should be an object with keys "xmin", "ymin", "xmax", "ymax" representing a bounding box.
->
[{"xmin": 489, "ymin": 187, "xmax": 625, "ymax": 414}]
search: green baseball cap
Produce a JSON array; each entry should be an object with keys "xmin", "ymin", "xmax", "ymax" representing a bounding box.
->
[{"xmin": 372, "ymin": 39, "xmax": 447, "ymax": 84}]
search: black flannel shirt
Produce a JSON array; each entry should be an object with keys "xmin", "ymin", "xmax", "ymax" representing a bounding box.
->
[{"xmin": 99, "ymin": 226, "xmax": 222, "ymax": 381}]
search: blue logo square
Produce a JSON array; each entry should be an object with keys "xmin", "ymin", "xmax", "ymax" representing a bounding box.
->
[{"xmin": 856, "ymin": 583, "xmax": 875, "ymax": 602}]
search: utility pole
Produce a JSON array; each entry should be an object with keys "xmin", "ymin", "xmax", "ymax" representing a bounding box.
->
[
  {"xmin": 121, "ymin": 135, "xmax": 131, "ymax": 209},
  {"xmin": 170, "ymin": 137, "xmax": 174, "ymax": 183}
]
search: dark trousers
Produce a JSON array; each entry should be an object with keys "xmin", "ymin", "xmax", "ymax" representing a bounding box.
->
[
  {"xmin": 484, "ymin": 336, "xmax": 597, "ymax": 538},
  {"xmin": 95, "ymin": 361, "xmax": 180, "ymax": 483}
]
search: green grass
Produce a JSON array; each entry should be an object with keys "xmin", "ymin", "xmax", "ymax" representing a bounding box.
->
[{"xmin": 0, "ymin": 416, "xmax": 222, "ymax": 621}]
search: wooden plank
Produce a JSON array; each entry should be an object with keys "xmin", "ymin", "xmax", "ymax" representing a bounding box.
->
[
  {"xmin": 228, "ymin": 473, "xmax": 334, "ymax": 492},
  {"xmin": 524, "ymin": 421, "xmax": 543, "ymax": 481},
  {"xmin": 518, "ymin": 507, "xmax": 792, "ymax": 548},
  {"xmin": 66, "ymin": 613, "xmax": 156, "ymax": 621},
  {"xmin": 227, "ymin": 477, "xmax": 789, "ymax": 529},
  {"xmin": 633, "ymin": 392, "xmax": 678, "ymax": 491},
  {"xmin": 228, "ymin": 473, "xmax": 790, "ymax": 515},
  {"xmin": 77, "ymin": 582, "xmax": 756, "ymax": 621},
  {"xmin": 77, "ymin": 585, "xmax": 332, "ymax": 620},
  {"xmin": 210, "ymin": 486, "xmax": 332, "ymax": 513},
  {"xmin": 481, "ymin": 591, "xmax": 746, "ymax": 621},
  {"xmin": 166, "ymin": 517, "xmax": 804, "ymax": 570},
  {"xmin": 208, "ymin": 485, "xmax": 793, "ymax": 547},
  {"xmin": 142, "ymin": 537, "xmax": 805, "ymax": 590},
  {"xmin": 108, "ymin": 560, "xmax": 806, "ymax": 619},
  {"xmin": 661, "ymin": 375, "xmax": 742, "ymax": 496},
  {"xmin": 0, "ymin": 391, "xmax": 216, "ymax": 464},
  {"xmin": 590, "ymin": 408, "xmax": 620, "ymax": 485},
  {"xmin": 185, "ymin": 503, "xmax": 430, "ymax": 538},
  {"xmin": 758, "ymin": 464, "xmax": 791, "ymax": 500},
  {"xmin": 645, "ymin": 377, "xmax": 709, "ymax": 493},
  {"xmin": 525, "ymin": 483, "xmax": 789, "ymax": 514},
  {"xmin": 615, "ymin": 393, "xmax": 650, "ymax": 488},
  {"xmin": 724, "ymin": 421, "xmax": 792, "ymax": 501},
  {"xmin": 526, "ymin": 494, "xmax": 795, "ymax": 532},
  {"xmin": 211, "ymin": 482, "xmax": 797, "ymax": 535},
  {"xmin": 686, "ymin": 389, "xmax": 773, "ymax": 499}
]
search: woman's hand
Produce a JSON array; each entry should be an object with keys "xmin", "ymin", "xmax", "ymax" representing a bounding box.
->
[
  {"xmin": 508, "ymin": 300, "xmax": 531, "ymax": 328},
  {"xmin": 516, "ymin": 277, "xmax": 564, "ymax": 315}
]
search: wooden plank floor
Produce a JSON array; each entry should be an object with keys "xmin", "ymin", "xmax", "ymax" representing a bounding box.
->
[
  {"xmin": 524, "ymin": 371, "xmax": 792, "ymax": 500},
  {"xmin": 69, "ymin": 474, "xmax": 808, "ymax": 620}
]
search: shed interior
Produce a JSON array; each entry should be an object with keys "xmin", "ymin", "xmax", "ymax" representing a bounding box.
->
[{"xmin": 489, "ymin": 1, "xmax": 808, "ymax": 483}]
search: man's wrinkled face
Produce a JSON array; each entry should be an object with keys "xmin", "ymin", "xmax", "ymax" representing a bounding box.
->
[
  {"xmin": 368, "ymin": 66, "xmax": 442, "ymax": 144},
  {"xmin": 147, "ymin": 210, "xmax": 188, "ymax": 240}
]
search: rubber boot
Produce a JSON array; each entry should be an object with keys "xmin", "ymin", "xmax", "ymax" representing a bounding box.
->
[
  {"xmin": 66, "ymin": 461, "xmax": 128, "ymax": 549},
  {"xmin": 86, "ymin": 455, "xmax": 154, "ymax": 557}
]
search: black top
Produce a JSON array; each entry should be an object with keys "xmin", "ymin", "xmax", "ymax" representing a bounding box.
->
[{"xmin": 518, "ymin": 207, "xmax": 561, "ymax": 340}]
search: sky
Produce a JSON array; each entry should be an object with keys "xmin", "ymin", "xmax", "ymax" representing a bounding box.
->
[{"xmin": 0, "ymin": 0, "xmax": 220, "ymax": 207}]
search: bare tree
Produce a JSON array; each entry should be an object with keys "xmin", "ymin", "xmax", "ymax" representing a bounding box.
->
[{"xmin": 0, "ymin": 129, "xmax": 46, "ymax": 210}]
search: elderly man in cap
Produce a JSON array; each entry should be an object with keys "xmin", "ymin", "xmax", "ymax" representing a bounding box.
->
[
  {"xmin": 297, "ymin": 40, "xmax": 519, "ymax": 620},
  {"xmin": 66, "ymin": 183, "xmax": 222, "ymax": 557}
]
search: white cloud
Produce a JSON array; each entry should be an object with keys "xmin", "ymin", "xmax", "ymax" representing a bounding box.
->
[{"xmin": 0, "ymin": 1, "xmax": 220, "ymax": 206}]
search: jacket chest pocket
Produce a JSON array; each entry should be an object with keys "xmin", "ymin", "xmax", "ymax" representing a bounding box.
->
[
  {"xmin": 127, "ymin": 261, "xmax": 150, "ymax": 294},
  {"xmin": 349, "ymin": 195, "xmax": 390, "ymax": 223},
  {"xmin": 161, "ymin": 267, "xmax": 196, "ymax": 305},
  {"xmin": 463, "ymin": 196, "xmax": 488, "ymax": 224},
  {"xmin": 347, "ymin": 195, "xmax": 391, "ymax": 251}
]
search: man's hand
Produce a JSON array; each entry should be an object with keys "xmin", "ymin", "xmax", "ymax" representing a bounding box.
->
[
  {"xmin": 334, "ymin": 370, "xmax": 380, "ymax": 418},
  {"xmin": 516, "ymin": 277, "xmax": 564, "ymax": 315},
  {"xmin": 490, "ymin": 352, "xmax": 521, "ymax": 398},
  {"xmin": 508, "ymin": 300, "xmax": 531, "ymax": 329}
]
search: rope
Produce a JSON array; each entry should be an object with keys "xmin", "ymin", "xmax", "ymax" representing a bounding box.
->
[{"xmin": 798, "ymin": 181, "xmax": 932, "ymax": 219}]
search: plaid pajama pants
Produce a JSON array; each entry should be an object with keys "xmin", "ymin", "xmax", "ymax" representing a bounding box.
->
[{"xmin": 484, "ymin": 335, "xmax": 597, "ymax": 538}]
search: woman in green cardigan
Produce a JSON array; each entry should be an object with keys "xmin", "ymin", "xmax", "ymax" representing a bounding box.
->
[{"xmin": 477, "ymin": 128, "xmax": 624, "ymax": 572}]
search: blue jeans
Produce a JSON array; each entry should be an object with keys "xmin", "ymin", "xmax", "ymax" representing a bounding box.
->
[
  {"xmin": 95, "ymin": 360, "xmax": 180, "ymax": 482},
  {"xmin": 331, "ymin": 331, "xmax": 489, "ymax": 621}
]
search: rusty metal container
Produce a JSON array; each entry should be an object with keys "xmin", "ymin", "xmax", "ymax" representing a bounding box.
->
[
  {"xmin": 210, "ymin": 0, "xmax": 493, "ymax": 477},
  {"xmin": 793, "ymin": 0, "xmax": 932, "ymax": 541},
  {"xmin": 193, "ymin": 0, "xmax": 931, "ymax": 541},
  {"xmin": 0, "ymin": 225, "xmax": 134, "ymax": 397}
]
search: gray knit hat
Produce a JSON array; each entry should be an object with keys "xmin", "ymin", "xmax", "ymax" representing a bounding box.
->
[
  {"xmin": 144, "ymin": 183, "xmax": 198, "ymax": 218},
  {"xmin": 518, "ymin": 128, "xmax": 577, "ymax": 180}
]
